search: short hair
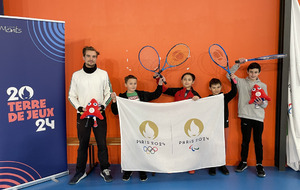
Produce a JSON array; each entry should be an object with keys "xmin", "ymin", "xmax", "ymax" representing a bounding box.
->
[
  {"xmin": 82, "ymin": 46, "xmax": 100, "ymax": 57},
  {"xmin": 247, "ymin": 62, "xmax": 261, "ymax": 72},
  {"xmin": 209, "ymin": 78, "xmax": 222, "ymax": 87},
  {"xmin": 124, "ymin": 75, "xmax": 137, "ymax": 83},
  {"xmin": 181, "ymin": 72, "xmax": 196, "ymax": 81}
]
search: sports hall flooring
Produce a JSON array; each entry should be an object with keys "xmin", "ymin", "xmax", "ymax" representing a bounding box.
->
[{"xmin": 22, "ymin": 164, "xmax": 299, "ymax": 190}]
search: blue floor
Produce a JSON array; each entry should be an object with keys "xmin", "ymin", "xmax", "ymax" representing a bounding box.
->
[{"xmin": 22, "ymin": 165, "xmax": 300, "ymax": 190}]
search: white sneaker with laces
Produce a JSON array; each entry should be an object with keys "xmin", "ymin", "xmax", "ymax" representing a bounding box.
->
[{"xmin": 100, "ymin": 169, "xmax": 113, "ymax": 182}]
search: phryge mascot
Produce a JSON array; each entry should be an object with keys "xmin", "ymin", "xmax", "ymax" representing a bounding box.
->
[
  {"xmin": 80, "ymin": 98, "xmax": 104, "ymax": 127},
  {"xmin": 249, "ymin": 84, "xmax": 271, "ymax": 106}
]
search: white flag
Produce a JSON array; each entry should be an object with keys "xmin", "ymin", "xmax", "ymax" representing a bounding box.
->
[
  {"xmin": 117, "ymin": 94, "xmax": 225, "ymax": 173},
  {"xmin": 287, "ymin": 0, "xmax": 300, "ymax": 171}
]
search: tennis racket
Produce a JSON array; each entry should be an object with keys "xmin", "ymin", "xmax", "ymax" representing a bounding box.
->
[
  {"xmin": 208, "ymin": 44, "xmax": 237, "ymax": 84},
  {"xmin": 157, "ymin": 43, "xmax": 191, "ymax": 76},
  {"xmin": 138, "ymin": 45, "xmax": 165, "ymax": 82},
  {"xmin": 235, "ymin": 54, "xmax": 287, "ymax": 63}
]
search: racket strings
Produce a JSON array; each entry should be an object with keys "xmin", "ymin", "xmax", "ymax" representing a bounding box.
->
[
  {"xmin": 212, "ymin": 50, "xmax": 225, "ymax": 61},
  {"xmin": 166, "ymin": 44, "xmax": 190, "ymax": 66},
  {"xmin": 139, "ymin": 47, "xmax": 160, "ymax": 71},
  {"xmin": 209, "ymin": 46, "xmax": 228, "ymax": 67}
]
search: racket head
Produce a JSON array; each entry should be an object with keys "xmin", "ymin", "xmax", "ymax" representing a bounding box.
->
[
  {"xmin": 165, "ymin": 43, "xmax": 191, "ymax": 67},
  {"xmin": 138, "ymin": 46, "xmax": 160, "ymax": 72},
  {"xmin": 208, "ymin": 44, "xmax": 229, "ymax": 69},
  {"xmin": 251, "ymin": 54, "xmax": 287, "ymax": 61}
]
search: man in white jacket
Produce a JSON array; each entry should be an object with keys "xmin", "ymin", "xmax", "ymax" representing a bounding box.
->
[{"xmin": 68, "ymin": 46, "xmax": 113, "ymax": 184}]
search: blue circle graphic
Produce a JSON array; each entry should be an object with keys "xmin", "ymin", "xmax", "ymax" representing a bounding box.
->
[{"xmin": 27, "ymin": 20, "xmax": 65, "ymax": 63}]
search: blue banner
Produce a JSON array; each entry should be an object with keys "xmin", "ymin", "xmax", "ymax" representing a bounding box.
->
[{"xmin": 0, "ymin": 16, "xmax": 67, "ymax": 189}]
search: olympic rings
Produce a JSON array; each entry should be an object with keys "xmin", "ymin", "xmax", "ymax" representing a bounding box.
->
[{"xmin": 143, "ymin": 146, "xmax": 158, "ymax": 154}]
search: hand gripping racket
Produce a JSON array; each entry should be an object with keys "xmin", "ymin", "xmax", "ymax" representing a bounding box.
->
[
  {"xmin": 235, "ymin": 54, "xmax": 287, "ymax": 63},
  {"xmin": 208, "ymin": 44, "xmax": 237, "ymax": 84}
]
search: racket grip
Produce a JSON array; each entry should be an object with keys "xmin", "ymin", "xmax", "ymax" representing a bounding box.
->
[
  {"xmin": 235, "ymin": 59, "xmax": 248, "ymax": 64},
  {"xmin": 161, "ymin": 74, "xmax": 167, "ymax": 84},
  {"xmin": 232, "ymin": 78, "xmax": 237, "ymax": 84},
  {"xmin": 154, "ymin": 73, "xmax": 167, "ymax": 84},
  {"xmin": 153, "ymin": 72, "xmax": 163, "ymax": 79},
  {"xmin": 159, "ymin": 75, "xmax": 167, "ymax": 84}
]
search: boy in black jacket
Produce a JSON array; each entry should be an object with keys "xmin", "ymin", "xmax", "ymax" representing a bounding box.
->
[
  {"xmin": 111, "ymin": 74, "xmax": 165, "ymax": 181},
  {"xmin": 207, "ymin": 74, "xmax": 237, "ymax": 176}
]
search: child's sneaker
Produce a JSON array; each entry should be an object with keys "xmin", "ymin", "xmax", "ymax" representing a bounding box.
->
[
  {"xmin": 208, "ymin": 168, "xmax": 216, "ymax": 176},
  {"xmin": 100, "ymin": 169, "xmax": 113, "ymax": 182},
  {"xmin": 219, "ymin": 165, "xmax": 230, "ymax": 175},
  {"xmin": 139, "ymin": 171, "xmax": 148, "ymax": 181},
  {"xmin": 256, "ymin": 164, "xmax": 266, "ymax": 177},
  {"xmin": 68, "ymin": 172, "xmax": 87, "ymax": 185},
  {"xmin": 235, "ymin": 161, "xmax": 248, "ymax": 172},
  {"xmin": 122, "ymin": 171, "xmax": 132, "ymax": 181}
]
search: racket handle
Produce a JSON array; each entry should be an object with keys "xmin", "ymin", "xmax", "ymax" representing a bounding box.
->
[
  {"xmin": 235, "ymin": 59, "xmax": 248, "ymax": 63},
  {"xmin": 153, "ymin": 72, "xmax": 163, "ymax": 79},
  {"xmin": 154, "ymin": 73, "xmax": 167, "ymax": 84},
  {"xmin": 157, "ymin": 73, "xmax": 167, "ymax": 84},
  {"xmin": 232, "ymin": 78, "xmax": 237, "ymax": 84},
  {"xmin": 159, "ymin": 74, "xmax": 167, "ymax": 84}
]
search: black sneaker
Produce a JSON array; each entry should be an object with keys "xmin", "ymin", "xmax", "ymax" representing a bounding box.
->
[
  {"xmin": 256, "ymin": 164, "xmax": 266, "ymax": 177},
  {"xmin": 208, "ymin": 168, "xmax": 216, "ymax": 176},
  {"xmin": 100, "ymin": 169, "xmax": 113, "ymax": 182},
  {"xmin": 122, "ymin": 171, "xmax": 133, "ymax": 181},
  {"xmin": 235, "ymin": 161, "xmax": 248, "ymax": 172},
  {"xmin": 219, "ymin": 165, "xmax": 229, "ymax": 175},
  {"xmin": 139, "ymin": 171, "xmax": 148, "ymax": 181},
  {"xmin": 69, "ymin": 172, "xmax": 87, "ymax": 185}
]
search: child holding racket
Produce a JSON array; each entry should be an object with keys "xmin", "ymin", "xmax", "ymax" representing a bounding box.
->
[
  {"xmin": 158, "ymin": 72, "xmax": 201, "ymax": 102},
  {"xmin": 156, "ymin": 72, "xmax": 200, "ymax": 174},
  {"xmin": 227, "ymin": 59, "xmax": 269, "ymax": 178},
  {"xmin": 110, "ymin": 74, "xmax": 165, "ymax": 181},
  {"xmin": 207, "ymin": 74, "xmax": 237, "ymax": 176}
]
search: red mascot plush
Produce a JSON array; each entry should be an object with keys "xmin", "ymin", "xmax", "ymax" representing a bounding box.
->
[
  {"xmin": 249, "ymin": 84, "xmax": 271, "ymax": 105},
  {"xmin": 80, "ymin": 98, "xmax": 104, "ymax": 127}
]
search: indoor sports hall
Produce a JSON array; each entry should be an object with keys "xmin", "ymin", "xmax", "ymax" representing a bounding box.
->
[{"xmin": 0, "ymin": 0, "xmax": 299, "ymax": 190}]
